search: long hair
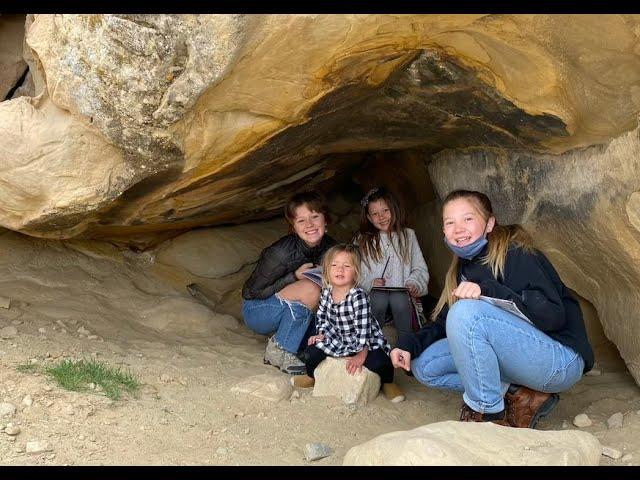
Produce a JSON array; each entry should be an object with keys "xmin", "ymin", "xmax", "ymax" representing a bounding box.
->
[
  {"xmin": 321, "ymin": 243, "xmax": 361, "ymax": 288},
  {"xmin": 431, "ymin": 190, "xmax": 534, "ymax": 321},
  {"xmin": 357, "ymin": 186, "xmax": 409, "ymax": 265}
]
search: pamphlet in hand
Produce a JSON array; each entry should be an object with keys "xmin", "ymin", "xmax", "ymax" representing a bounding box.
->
[
  {"xmin": 302, "ymin": 266, "xmax": 323, "ymax": 287},
  {"xmin": 478, "ymin": 295, "xmax": 532, "ymax": 324}
]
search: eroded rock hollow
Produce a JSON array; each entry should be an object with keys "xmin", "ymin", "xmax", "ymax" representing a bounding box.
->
[{"xmin": 1, "ymin": 14, "xmax": 640, "ymax": 383}]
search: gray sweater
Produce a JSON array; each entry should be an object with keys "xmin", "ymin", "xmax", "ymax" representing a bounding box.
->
[{"xmin": 357, "ymin": 228, "xmax": 429, "ymax": 295}]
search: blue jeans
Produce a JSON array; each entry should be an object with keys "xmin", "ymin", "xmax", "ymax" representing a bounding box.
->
[
  {"xmin": 411, "ymin": 299, "xmax": 585, "ymax": 414},
  {"xmin": 242, "ymin": 294, "xmax": 313, "ymax": 354}
]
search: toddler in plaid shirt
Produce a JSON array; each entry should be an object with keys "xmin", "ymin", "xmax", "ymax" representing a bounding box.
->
[{"xmin": 292, "ymin": 244, "xmax": 405, "ymax": 402}]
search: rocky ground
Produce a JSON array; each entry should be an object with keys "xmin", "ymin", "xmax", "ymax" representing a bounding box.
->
[{"xmin": 0, "ymin": 228, "xmax": 639, "ymax": 465}]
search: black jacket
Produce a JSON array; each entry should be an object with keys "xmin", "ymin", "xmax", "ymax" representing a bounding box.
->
[
  {"xmin": 242, "ymin": 234, "xmax": 336, "ymax": 300},
  {"xmin": 397, "ymin": 244, "xmax": 594, "ymax": 373}
]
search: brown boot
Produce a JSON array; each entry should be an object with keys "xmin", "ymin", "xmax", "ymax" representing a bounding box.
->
[
  {"xmin": 290, "ymin": 374, "xmax": 315, "ymax": 388},
  {"xmin": 505, "ymin": 386, "xmax": 559, "ymax": 429},
  {"xmin": 459, "ymin": 403, "xmax": 510, "ymax": 426},
  {"xmin": 382, "ymin": 383, "xmax": 405, "ymax": 403}
]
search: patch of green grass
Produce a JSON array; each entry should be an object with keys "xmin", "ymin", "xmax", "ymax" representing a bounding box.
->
[
  {"xmin": 44, "ymin": 359, "xmax": 140, "ymax": 401},
  {"xmin": 16, "ymin": 363, "xmax": 40, "ymax": 373}
]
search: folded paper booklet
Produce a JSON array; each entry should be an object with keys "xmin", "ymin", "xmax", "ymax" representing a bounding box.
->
[
  {"xmin": 302, "ymin": 266, "xmax": 323, "ymax": 287},
  {"xmin": 478, "ymin": 295, "xmax": 532, "ymax": 324}
]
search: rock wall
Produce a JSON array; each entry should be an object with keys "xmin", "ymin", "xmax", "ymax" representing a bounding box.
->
[{"xmin": 1, "ymin": 14, "xmax": 640, "ymax": 240}]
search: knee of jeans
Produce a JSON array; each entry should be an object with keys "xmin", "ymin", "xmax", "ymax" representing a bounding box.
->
[
  {"xmin": 446, "ymin": 299, "xmax": 482, "ymax": 337},
  {"xmin": 411, "ymin": 357, "xmax": 439, "ymax": 386}
]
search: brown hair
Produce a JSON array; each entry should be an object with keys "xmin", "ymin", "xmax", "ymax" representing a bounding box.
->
[
  {"xmin": 432, "ymin": 189, "xmax": 535, "ymax": 321},
  {"xmin": 356, "ymin": 186, "xmax": 409, "ymax": 265},
  {"xmin": 321, "ymin": 243, "xmax": 361, "ymax": 288},
  {"xmin": 284, "ymin": 191, "xmax": 331, "ymax": 233}
]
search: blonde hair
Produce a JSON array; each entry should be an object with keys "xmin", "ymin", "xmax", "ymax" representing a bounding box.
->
[
  {"xmin": 321, "ymin": 244, "xmax": 361, "ymax": 288},
  {"xmin": 432, "ymin": 190, "xmax": 534, "ymax": 321},
  {"xmin": 357, "ymin": 186, "xmax": 409, "ymax": 266}
]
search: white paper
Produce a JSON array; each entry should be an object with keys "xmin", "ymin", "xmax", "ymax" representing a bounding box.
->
[
  {"xmin": 479, "ymin": 295, "xmax": 532, "ymax": 324},
  {"xmin": 302, "ymin": 266, "xmax": 323, "ymax": 287}
]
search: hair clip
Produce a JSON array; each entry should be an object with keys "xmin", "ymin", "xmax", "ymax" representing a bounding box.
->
[{"xmin": 360, "ymin": 187, "xmax": 379, "ymax": 208}]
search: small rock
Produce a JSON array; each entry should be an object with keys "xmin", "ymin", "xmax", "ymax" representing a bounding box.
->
[
  {"xmin": 573, "ymin": 413, "xmax": 592, "ymax": 428},
  {"xmin": 14, "ymin": 447, "xmax": 23, "ymax": 453},
  {"xmin": 45, "ymin": 400, "xmax": 54, "ymax": 407},
  {"xmin": 29, "ymin": 358, "xmax": 38, "ymax": 364},
  {"xmin": 22, "ymin": 395, "xmax": 33, "ymax": 407},
  {"xmin": 26, "ymin": 440, "xmax": 52, "ymax": 453},
  {"xmin": 585, "ymin": 368, "xmax": 602, "ymax": 376},
  {"xmin": 46, "ymin": 453, "xmax": 56, "ymax": 460},
  {"xmin": 606, "ymin": 412, "xmax": 624, "ymax": 429},
  {"xmin": 602, "ymin": 446, "xmax": 622, "ymax": 459},
  {"xmin": 216, "ymin": 447, "xmax": 228, "ymax": 456},
  {"xmin": 244, "ymin": 428, "xmax": 250, "ymax": 435},
  {"xmin": 77, "ymin": 326, "xmax": 91, "ymax": 335},
  {"xmin": 11, "ymin": 320, "xmax": 22, "ymax": 326},
  {"xmin": 89, "ymin": 437, "xmax": 96, "ymax": 442},
  {"xmin": 622, "ymin": 453, "xmax": 633, "ymax": 462},
  {"xmin": 291, "ymin": 390, "xmax": 300, "ymax": 399},
  {"xmin": 159, "ymin": 418, "xmax": 168, "ymax": 425},
  {"xmin": 43, "ymin": 385, "xmax": 52, "ymax": 392},
  {"xmin": 0, "ymin": 326, "xmax": 17, "ymax": 339},
  {"xmin": 87, "ymin": 335, "xmax": 99, "ymax": 340},
  {"xmin": 304, "ymin": 442, "xmax": 333, "ymax": 461},
  {"xmin": 8, "ymin": 436, "xmax": 16, "ymax": 442},
  {"xmin": 88, "ymin": 383, "xmax": 96, "ymax": 390},
  {"xmin": 78, "ymin": 434, "xmax": 85, "ymax": 441},
  {"xmin": 38, "ymin": 328, "xmax": 46, "ymax": 334},
  {"xmin": 0, "ymin": 403, "xmax": 17, "ymax": 417},
  {"xmin": 561, "ymin": 420, "xmax": 569, "ymax": 429},
  {"xmin": 5, "ymin": 425, "xmax": 20, "ymax": 435}
]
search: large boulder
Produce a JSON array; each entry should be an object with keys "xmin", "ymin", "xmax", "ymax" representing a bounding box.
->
[{"xmin": 343, "ymin": 421, "xmax": 602, "ymax": 466}]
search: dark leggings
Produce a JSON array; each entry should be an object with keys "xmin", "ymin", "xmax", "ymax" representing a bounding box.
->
[
  {"xmin": 370, "ymin": 290, "xmax": 414, "ymax": 339},
  {"xmin": 303, "ymin": 344, "xmax": 394, "ymax": 384}
]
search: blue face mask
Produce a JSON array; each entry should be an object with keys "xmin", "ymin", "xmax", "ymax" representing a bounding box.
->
[{"xmin": 444, "ymin": 234, "xmax": 488, "ymax": 260}]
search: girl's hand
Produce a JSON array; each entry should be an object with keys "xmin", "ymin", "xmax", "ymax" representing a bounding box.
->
[
  {"xmin": 346, "ymin": 348, "xmax": 368, "ymax": 375},
  {"xmin": 307, "ymin": 334, "xmax": 325, "ymax": 346},
  {"xmin": 390, "ymin": 348, "xmax": 411, "ymax": 371},
  {"xmin": 372, "ymin": 278, "xmax": 386, "ymax": 287},
  {"xmin": 405, "ymin": 282, "xmax": 420, "ymax": 298},
  {"xmin": 295, "ymin": 263, "xmax": 314, "ymax": 280},
  {"xmin": 452, "ymin": 281, "xmax": 481, "ymax": 299}
]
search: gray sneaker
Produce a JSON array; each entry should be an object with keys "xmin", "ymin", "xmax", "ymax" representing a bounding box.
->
[
  {"xmin": 280, "ymin": 351, "xmax": 307, "ymax": 375},
  {"xmin": 263, "ymin": 335, "xmax": 285, "ymax": 369}
]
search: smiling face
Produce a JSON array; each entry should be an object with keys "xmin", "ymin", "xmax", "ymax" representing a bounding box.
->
[
  {"xmin": 443, "ymin": 197, "xmax": 495, "ymax": 247},
  {"xmin": 329, "ymin": 250, "xmax": 357, "ymax": 289},
  {"xmin": 292, "ymin": 203, "xmax": 326, "ymax": 247},
  {"xmin": 367, "ymin": 199, "xmax": 393, "ymax": 233}
]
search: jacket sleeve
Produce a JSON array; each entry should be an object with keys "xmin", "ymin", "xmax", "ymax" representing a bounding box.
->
[
  {"xmin": 242, "ymin": 243, "xmax": 297, "ymax": 300},
  {"xmin": 396, "ymin": 304, "xmax": 447, "ymax": 358},
  {"xmin": 405, "ymin": 229, "xmax": 430, "ymax": 296},
  {"xmin": 316, "ymin": 289, "xmax": 330, "ymax": 335},
  {"xmin": 475, "ymin": 249, "xmax": 566, "ymax": 332}
]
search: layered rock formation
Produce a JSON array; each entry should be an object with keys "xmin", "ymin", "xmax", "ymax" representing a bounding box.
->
[{"xmin": 1, "ymin": 14, "xmax": 640, "ymax": 382}]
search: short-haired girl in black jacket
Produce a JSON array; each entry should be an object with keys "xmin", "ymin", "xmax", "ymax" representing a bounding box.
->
[
  {"xmin": 391, "ymin": 189, "xmax": 594, "ymax": 428},
  {"xmin": 242, "ymin": 191, "xmax": 336, "ymax": 375}
]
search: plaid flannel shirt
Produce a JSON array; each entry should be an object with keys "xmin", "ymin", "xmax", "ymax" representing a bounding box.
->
[{"xmin": 315, "ymin": 286, "xmax": 390, "ymax": 357}]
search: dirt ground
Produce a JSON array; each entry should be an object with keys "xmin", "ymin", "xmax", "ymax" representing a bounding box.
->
[{"xmin": 1, "ymin": 228, "xmax": 639, "ymax": 466}]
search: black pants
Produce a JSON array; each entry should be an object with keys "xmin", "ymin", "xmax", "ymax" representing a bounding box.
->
[
  {"xmin": 370, "ymin": 290, "xmax": 414, "ymax": 339},
  {"xmin": 303, "ymin": 344, "xmax": 394, "ymax": 384}
]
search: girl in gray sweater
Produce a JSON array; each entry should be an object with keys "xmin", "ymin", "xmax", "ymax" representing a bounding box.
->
[{"xmin": 355, "ymin": 187, "xmax": 430, "ymax": 339}]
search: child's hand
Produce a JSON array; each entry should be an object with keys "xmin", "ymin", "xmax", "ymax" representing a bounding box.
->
[
  {"xmin": 390, "ymin": 348, "xmax": 411, "ymax": 371},
  {"xmin": 346, "ymin": 348, "xmax": 368, "ymax": 375},
  {"xmin": 372, "ymin": 278, "xmax": 386, "ymax": 287},
  {"xmin": 405, "ymin": 282, "xmax": 420, "ymax": 298},
  {"xmin": 452, "ymin": 281, "xmax": 481, "ymax": 299},
  {"xmin": 295, "ymin": 263, "xmax": 314, "ymax": 280},
  {"xmin": 307, "ymin": 334, "xmax": 325, "ymax": 346}
]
